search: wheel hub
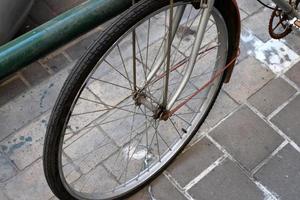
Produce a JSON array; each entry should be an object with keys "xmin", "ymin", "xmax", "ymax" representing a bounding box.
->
[{"xmin": 133, "ymin": 91, "xmax": 170, "ymax": 121}]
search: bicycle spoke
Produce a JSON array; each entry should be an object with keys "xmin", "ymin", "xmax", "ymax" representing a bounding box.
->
[
  {"xmin": 135, "ymin": 34, "xmax": 147, "ymax": 81},
  {"xmin": 145, "ymin": 19, "xmax": 151, "ymax": 76},
  {"xmin": 117, "ymin": 44, "xmax": 133, "ymax": 90},
  {"xmin": 154, "ymin": 120, "xmax": 161, "ymax": 161},
  {"xmin": 123, "ymin": 106, "xmax": 137, "ymax": 184},
  {"xmin": 169, "ymin": 118, "xmax": 182, "ymax": 138},
  {"xmin": 132, "ymin": 30, "xmax": 138, "ymax": 91},
  {"xmin": 173, "ymin": 113, "xmax": 192, "ymax": 126},
  {"xmin": 90, "ymin": 77, "xmax": 133, "ymax": 91},
  {"xmin": 104, "ymin": 59, "xmax": 135, "ymax": 86}
]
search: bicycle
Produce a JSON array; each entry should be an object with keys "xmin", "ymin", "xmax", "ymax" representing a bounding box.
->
[{"xmin": 43, "ymin": 0, "xmax": 300, "ymax": 199}]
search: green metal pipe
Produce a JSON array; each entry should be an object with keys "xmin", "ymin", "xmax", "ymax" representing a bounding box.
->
[{"xmin": 0, "ymin": 0, "xmax": 132, "ymax": 79}]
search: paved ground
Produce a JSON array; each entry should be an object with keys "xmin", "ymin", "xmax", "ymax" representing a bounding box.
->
[{"xmin": 1, "ymin": 0, "xmax": 300, "ymax": 199}]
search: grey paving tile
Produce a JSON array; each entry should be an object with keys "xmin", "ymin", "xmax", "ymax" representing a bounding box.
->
[
  {"xmin": 239, "ymin": 28, "xmax": 299, "ymax": 75},
  {"xmin": 0, "ymin": 114, "xmax": 49, "ymax": 170},
  {"xmin": 271, "ymin": 94, "xmax": 300, "ymax": 146},
  {"xmin": 205, "ymin": 91, "xmax": 239, "ymax": 127},
  {"xmin": 0, "ymin": 152, "xmax": 16, "ymax": 183},
  {"xmin": 0, "ymin": 77, "xmax": 28, "ymax": 106},
  {"xmin": 253, "ymin": 39, "xmax": 299, "ymax": 75},
  {"xmin": 72, "ymin": 165, "xmax": 118, "ymax": 195},
  {"xmin": 239, "ymin": 8, "xmax": 249, "ymax": 20},
  {"xmin": 223, "ymin": 57, "xmax": 274, "ymax": 104},
  {"xmin": 0, "ymin": 189, "xmax": 8, "ymax": 200},
  {"xmin": 4, "ymin": 159, "xmax": 54, "ymax": 200},
  {"xmin": 44, "ymin": 53, "xmax": 71, "ymax": 73},
  {"xmin": 0, "ymin": 64, "xmax": 72, "ymax": 141},
  {"xmin": 239, "ymin": 28, "xmax": 264, "ymax": 62},
  {"xmin": 237, "ymin": 0, "xmax": 264, "ymax": 15},
  {"xmin": 210, "ymin": 106, "xmax": 283, "ymax": 171},
  {"xmin": 193, "ymin": 91, "xmax": 239, "ymax": 140},
  {"xmin": 63, "ymin": 127, "xmax": 117, "ymax": 175},
  {"xmin": 21, "ymin": 62, "xmax": 50, "ymax": 86},
  {"xmin": 283, "ymin": 31, "xmax": 300, "ymax": 54},
  {"xmin": 285, "ymin": 61, "xmax": 300, "ymax": 88},
  {"xmin": 129, "ymin": 175, "xmax": 187, "ymax": 200},
  {"xmin": 188, "ymin": 159, "xmax": 264, "ymax": 200},
  {"xmin": 66, "ymin": 30, "xmax": 100, "ymax": 60},
  {"xmin": 255, "ymin": 145, "xmax": 300, "ymax": 200},
  {"xmin": 248, "ymin": 77, "xmax": 297, "ymax": 116},
  {"xmin": 167, "ymin": 138, "xmax": 223, "ymax": 187},
  {"xmin": 49, "ymin": 196, "xmax": 59, "ymax": 200},
  {"xmin": 243, "ymin": 8, "xmax": 272, "ymax": 42}
]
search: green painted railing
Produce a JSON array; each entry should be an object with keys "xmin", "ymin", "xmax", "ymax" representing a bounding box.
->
[{"xmin": 0, "ymin": 0, "xmax": 132, "ymax": 79}]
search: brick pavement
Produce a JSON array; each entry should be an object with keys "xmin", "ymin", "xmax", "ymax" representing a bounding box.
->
[{"xmin": 1, "ymin": 0, "xmax": 300, "ymax": 199}]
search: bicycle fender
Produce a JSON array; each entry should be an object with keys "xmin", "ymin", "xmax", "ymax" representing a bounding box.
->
[{"xmin": 214, "ymin": 0, "xmax": 241, "ymax": 83}]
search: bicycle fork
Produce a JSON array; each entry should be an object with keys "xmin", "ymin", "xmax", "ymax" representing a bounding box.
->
[
  {"xmin": 142, "ymin": 0, "xmax": 215, "ymax": 115},
  {"xmin": 167, "ymin": 0, "xmax": 215, "ymax": 110}
]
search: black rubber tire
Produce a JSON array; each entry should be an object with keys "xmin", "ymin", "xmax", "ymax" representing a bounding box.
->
[{"xmin": 43, "ymin": 0, "xmax": 230, "ymax": 199}]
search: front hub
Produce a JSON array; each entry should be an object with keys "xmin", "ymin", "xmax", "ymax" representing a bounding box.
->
[{"xmin": 133, "ymin": 91, "xmax": 171, "ymax": 121}]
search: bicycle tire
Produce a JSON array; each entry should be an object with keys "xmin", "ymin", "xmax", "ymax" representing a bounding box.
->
[{"xmin": 43, "ymin": 0, "xmax": 231, "ymax": 199}]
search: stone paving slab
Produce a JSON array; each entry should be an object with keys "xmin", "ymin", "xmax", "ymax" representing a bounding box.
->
[
  {"xmin": 202, "ymin": 90, "xmax": 238, "ymax": 129},
  {"xmin": 0, "ymin": 113, "xmax": 49, "ymax": 170},
  {"xmin": 239, "ymin": 27, "xmax": 264, "ymax": 62},
  {"xmin": 253, "ymin": 39, "xmax": 300, "ymax": 75},
  {"xmin": 129, "ymin": 175, "xmax": 187, "ymax": 200},
  {"xmin": 0, "ymin": 64, "xmax": 72, "ymax": 141},
  {"xmin": 243, "ymin": 8, "xmax": 272, "ymax": 43},
  {"xmin": 43, "ymin": 53, "xmax": 71, "ymax": 73},
  {"xmin": 188, "ymin": 159, "xmax": 265, "ymax": 200},
  {"xmin": 0, "ymin": 77, "xmax": 28, "ymax": 107},
  {"xmin": 239, "ymin": 26, "xmax": 300, "ymax": 76},
  {"xmin": 66, "ymin": 30, "xmax": 102, "ymax": 61},
  {"xmin": 193, "ymin": 90, "xmax": 239, "ymax": 141},
  {"xmin": 271, "ymin": 94, "xmax": 300, "ymax": 146},
  {"xmin": 3, "ymin": 159, "xmax": 54, "ymax": 200},
  {"xmin": 0, "ymin": 189, "xmax": 8, "ymax": 200},
  {"xmin": 283, "ymin": 31, "xmax": 300, "ymax": 55},
  {"xmin": 21, "ymin": 62, "xmax": 50, "ymax": 86},
  {"xmin": 223, "ymin": 56, "xmax": 274, "ymax": 104},
  {"xmin": 0, "ymin": 151, "xmax": 17, "ymax": 183},
  {"xmin": 255, "ymin": 145, "xmax": 300, "ymax": 200},
  {"xmin": 286, "ymin": 61, "xmax": 300, "ymax": 88},
  {"xmin": 210, "ymin": 106, "xmax": 284, "ymax": 171},
  {"xmin": 236, "ymin": 0, "xmax": 265, "ymax": 15},
  {"xmin": 248, "ymin": 77, "xmax": 297, "ymax": 116},
  {"xmin": 167, "ymin": 137, "xmax": 223, "ymax": 187}
]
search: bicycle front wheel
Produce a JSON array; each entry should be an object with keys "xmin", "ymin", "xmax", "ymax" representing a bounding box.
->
[{"xmin": 44, "ymin": 0, "xmax": 230, "ymax": 199}]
